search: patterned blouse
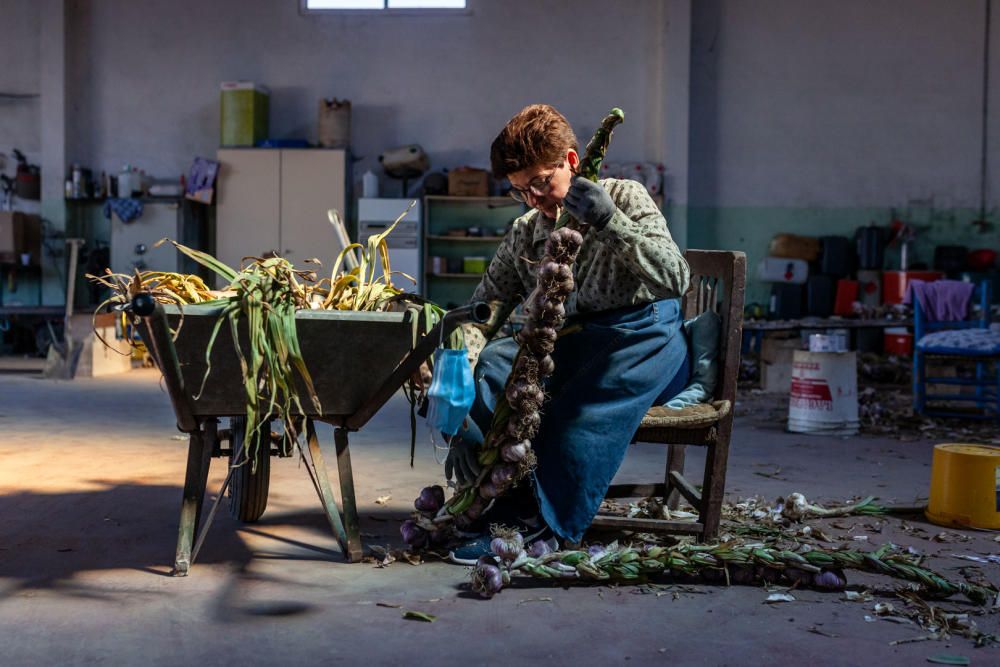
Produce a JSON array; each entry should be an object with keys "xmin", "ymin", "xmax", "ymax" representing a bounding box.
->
[{"xmin": 462, "ymin": 178, "xmax": 690, "ymax": 365}]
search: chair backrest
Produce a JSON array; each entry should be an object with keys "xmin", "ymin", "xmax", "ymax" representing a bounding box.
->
[
  {"xmin": 681, "ymin": 250, "xmax": 747, "ymax": 406},
  {"xmin": 914, "ymin": 280, "xmax": 992, "ymax": 340}
]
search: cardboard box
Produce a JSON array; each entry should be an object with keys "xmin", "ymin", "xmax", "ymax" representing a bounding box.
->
[
  {"xmin": 760, "ymin": 334, "xmax": 801, "ymax": 393},
  {"xmin": 220, "ymin": 82, "xmax": 269, "ymax": 147},
  {"xmin": 70, "ymin": 314, "xmax": 132, "ymax": 377},
  {"xmin": 0, "ymin": 211, "xmax": 42, "ymax": 266},
  {"xmin": 448, "ymin": 168, "xmax": 489, "ymax": 197}
]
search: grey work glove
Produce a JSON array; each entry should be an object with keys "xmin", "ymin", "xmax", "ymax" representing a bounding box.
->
[
  {"xmin": 562, "ymin": 176, "xmax": 617, "ymax": 230},
  {"xmin": 444, "ymin": 436, "xmax": 482, "ymax": 486}
]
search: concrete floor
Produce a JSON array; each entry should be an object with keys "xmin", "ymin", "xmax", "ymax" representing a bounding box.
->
[{"xmin": 0, "ymin": 368, "xmax": 997, "ymax": 666}]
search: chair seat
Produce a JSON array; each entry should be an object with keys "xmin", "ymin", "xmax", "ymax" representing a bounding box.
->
[
  {"xmin": 917, "ymin": 328, "xmax": 1000, "ymax": 355},
  {"xmin": 641, "ymin": 400, "xmax": 731, "ymax": 429}
]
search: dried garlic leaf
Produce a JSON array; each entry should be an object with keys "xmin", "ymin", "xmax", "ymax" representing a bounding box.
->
[{"xmin": 402, "ymin": 610, "xmax": 436, "ymax": 622}]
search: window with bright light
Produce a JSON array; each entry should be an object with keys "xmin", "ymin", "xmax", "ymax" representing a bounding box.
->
[{"xmin": 304, "ymin": 0, "xmax": 466, "ymax": 10}]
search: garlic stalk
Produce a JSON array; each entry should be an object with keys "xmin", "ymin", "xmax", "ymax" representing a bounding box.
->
[{"xmin": 470, "ymin": 541, "xmax": 996, "ymax": 606}]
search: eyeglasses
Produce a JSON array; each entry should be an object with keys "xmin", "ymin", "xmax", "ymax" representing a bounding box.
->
[{"xmin": 508, "ymin": 162, "xmax": 563, "ymax": 203}]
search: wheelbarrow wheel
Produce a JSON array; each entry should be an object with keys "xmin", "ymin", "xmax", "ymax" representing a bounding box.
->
[{"xmin": 227, "ymin": 416, "xmax": 270, "ymax": 522}]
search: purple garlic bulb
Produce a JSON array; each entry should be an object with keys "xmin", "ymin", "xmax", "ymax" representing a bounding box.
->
[
  {"xmin": 414, "ymin": 485, "xmax": 445, "ymax": 513},
  {"xmin": 501, "ymin": 440, "xmax": 530, "ymax": 463},
  {"xmin": 490, "ymin": 530, "xmax": 524, "ymax": 562},
  {"xmin": 527, "ymin": 538, "xmax": 553, "ymax": 558},
  {"xmin": 400, "ymin": 519, "xmax": 427, "ymax": 549},
  {"xmin": 479, "ymin": 480, "xmax": 501, "ymax": 499},
  {"xmin": 471, "ymin": 560, "xmax": 505, "ymax": 599},
  {"xmin": 812, "ymin": 569, "xmax": 847, "ymax": 591},
  {"xmin": 491, "ymin": 463, "xmax": 517, "ymax": 489}
]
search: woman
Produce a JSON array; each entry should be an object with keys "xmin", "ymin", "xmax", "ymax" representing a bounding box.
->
[{"xmin": 445, "ymin": 104, "xmax": 691, "ymax": 562}]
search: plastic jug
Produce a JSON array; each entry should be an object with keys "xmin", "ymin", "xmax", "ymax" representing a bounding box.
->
[
  {"xmin": 362, "ymin": 170, "xmax": 379, "ymax": 198},
  {"xmin": 855, "ymin": 225, "xmax": 885, "ymax": 270},
  {"xmin": 757, "ymin": 257, "xmax": 808, "ymax": 284}
]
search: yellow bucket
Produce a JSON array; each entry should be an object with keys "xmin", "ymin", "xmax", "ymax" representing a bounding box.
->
[{"xmin": 925, "ymin": 443, "xmax": 1000, "ymax": 530}]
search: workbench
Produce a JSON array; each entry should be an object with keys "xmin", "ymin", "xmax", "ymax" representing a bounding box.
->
[{"xmin": 743, "ymin": 317, "xmax": 912, "ymax": 332}]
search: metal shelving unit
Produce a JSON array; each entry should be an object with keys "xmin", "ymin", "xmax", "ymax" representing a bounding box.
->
[{"xmin": 422, "ymin": 196, "xmax": 525, "ymax": 308}]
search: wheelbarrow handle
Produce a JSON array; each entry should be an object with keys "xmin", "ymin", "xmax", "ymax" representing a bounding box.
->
[
  {"xmin": 132, "ymin": 293, "xmax": 200, "ymax": 433},
  {"xmin": 344, "ymin": 301, "xmax": 493, "ymax": 431}
]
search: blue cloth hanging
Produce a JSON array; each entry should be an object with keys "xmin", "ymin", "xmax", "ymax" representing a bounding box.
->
[{"xmin": 103, "ymin": 198, "xmax": 144, "ymax": 223}]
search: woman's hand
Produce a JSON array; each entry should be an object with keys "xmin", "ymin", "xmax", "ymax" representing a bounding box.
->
[
  {"xmin": 444, "ymin": 436, "xmax": 482, "ymax": 486},
  {"xmin": 410, "ymin": 360, "xmax": 433, "ymax": 391},
  {"xmin": 562, "ymin": 177, "xmax": 616, "ymax": 230}
]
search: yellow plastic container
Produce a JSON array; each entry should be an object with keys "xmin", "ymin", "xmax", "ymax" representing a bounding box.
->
[
  {"xmin": 463, "ymin": 256, "xmax": 487, "ymax": 274},
  {"xmin": 220, "ymin": 82, "xmax": 269, "ymax": 147},
  {"xmin": 925, "ymin": 443, "xmax": 1000, "ymax": 530}
]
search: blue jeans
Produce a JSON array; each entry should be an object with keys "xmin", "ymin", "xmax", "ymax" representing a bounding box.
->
[{"xmin": 458, "ymin": 298, "xmax": 690, "ymax": 542}]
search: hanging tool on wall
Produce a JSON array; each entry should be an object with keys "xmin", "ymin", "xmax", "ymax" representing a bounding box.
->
[{"xmin": 43, "ymin": 238, "xmax": 85, "ymax": 379}]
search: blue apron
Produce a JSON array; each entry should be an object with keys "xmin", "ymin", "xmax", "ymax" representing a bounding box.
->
[{"xmin": 457, "ymin": 298, "xmax": 690, "ymax": 542}]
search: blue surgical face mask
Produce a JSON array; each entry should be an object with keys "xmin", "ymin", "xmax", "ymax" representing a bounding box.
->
[{"xmin": 425, "ymin": 347, "xmax": 476, "ymax": 437}]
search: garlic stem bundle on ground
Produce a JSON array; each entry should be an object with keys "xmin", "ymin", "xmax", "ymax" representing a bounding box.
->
[
  {"xmin": 780, "ymin": 493, "xmax": 888, "ymax": 521},
  {"xmin": 403, "ymin": 110, "xmax": 625, "ymax": 548},
  {"xmin": 470, "ymin": 540, "xmax": 998, "ymax": 605}
]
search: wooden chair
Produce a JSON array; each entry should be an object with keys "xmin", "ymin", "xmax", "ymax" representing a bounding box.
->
[{"xmin": 592, "ymin": 249, "xmax": 747, "ymax": 542}]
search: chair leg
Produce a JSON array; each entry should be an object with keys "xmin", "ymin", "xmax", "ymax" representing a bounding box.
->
[
  {"xmin": 995, "ymin": 362, "xmax": 1000, "ymax": 423},
  {"xmin": 975, "ymin": 360, "xmax": 985, "ymax": 409},
  {"xmin": 913, "ymin": 351, "xmax": 926, "ymax": 414},
  {"xmin": 699, "ymin": 424, "xmax": 733, "ymax": 542},
  {"xmin": 664, "ymin": 444, "xmax": 686, "ymax": 510}
]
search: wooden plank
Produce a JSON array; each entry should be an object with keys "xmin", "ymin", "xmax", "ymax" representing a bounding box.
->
[
  {"xmin": 591, "ymin": 515, "xmax": 704, "ymax": 534},
  {"xmin": 605, "ymin": 483, "xmax": 664, "ymax": 499},
  {"xmin": 668, "ymin": 470, "xmax": 702, "ymax": 511},
  {"xmin": 665, "ymin": 445, "xmax": 686, "ymax": 510}
]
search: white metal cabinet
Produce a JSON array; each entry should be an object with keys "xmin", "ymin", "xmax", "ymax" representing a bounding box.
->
[
  {"xmin": 216, "ymin": 149, "xmax": 281, "ymax": 274},
  {"xmin": 110, "ymin": 200, "xmax": 182, "ymax": 275},
  {"xmin": 358, "ymin": 198, "xmax": 420, "ymax": 294},
  {"xmin": 216, "ymin": 148, "xmax": 347, "ymax": 283},
  {"xmin": 279, "ymin": 149, "xmax": 347, "ymax": 265}
]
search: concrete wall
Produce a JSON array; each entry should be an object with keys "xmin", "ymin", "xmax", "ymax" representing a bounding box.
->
[
  {"xmin": 5, "ymin": 0, "xmax": 997, "ymax": 310},
  {"xmin": 689, "ymin": 0, "xmax": 999, "ymax": 304},
  {"xmin": 0, "ymin": 1, "xmax": 41, "ymax": 183},
  {"xmin": 66, "ymin": 0, "xmax": 674, "ymax": 192}
]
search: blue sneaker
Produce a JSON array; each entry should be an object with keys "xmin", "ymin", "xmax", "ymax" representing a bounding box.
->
[{"xmin": 447, "ymin": 534, "xmax": 495, "ymax": 566}]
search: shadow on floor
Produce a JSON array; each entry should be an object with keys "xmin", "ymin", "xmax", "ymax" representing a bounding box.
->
[{"xmin": 0, "ymin": 480, "xmax": 415, "ymax": 612}]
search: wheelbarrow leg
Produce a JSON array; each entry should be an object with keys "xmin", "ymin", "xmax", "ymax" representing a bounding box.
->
[
  {"xmin": 174, "ymin": 423, "xmax": 213, "ymax": 576},
  {"xmin": 334, "ymin": 428, "xmax": 363, "ymax": 562},
  {"xmin": 304, "ymin": 419, "xmax": 354, "ymax": 561}
]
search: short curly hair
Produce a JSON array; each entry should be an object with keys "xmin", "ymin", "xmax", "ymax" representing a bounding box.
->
[{"xmin": 490, "ymin": 104, "xmax": 578, "ymax": 179}]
